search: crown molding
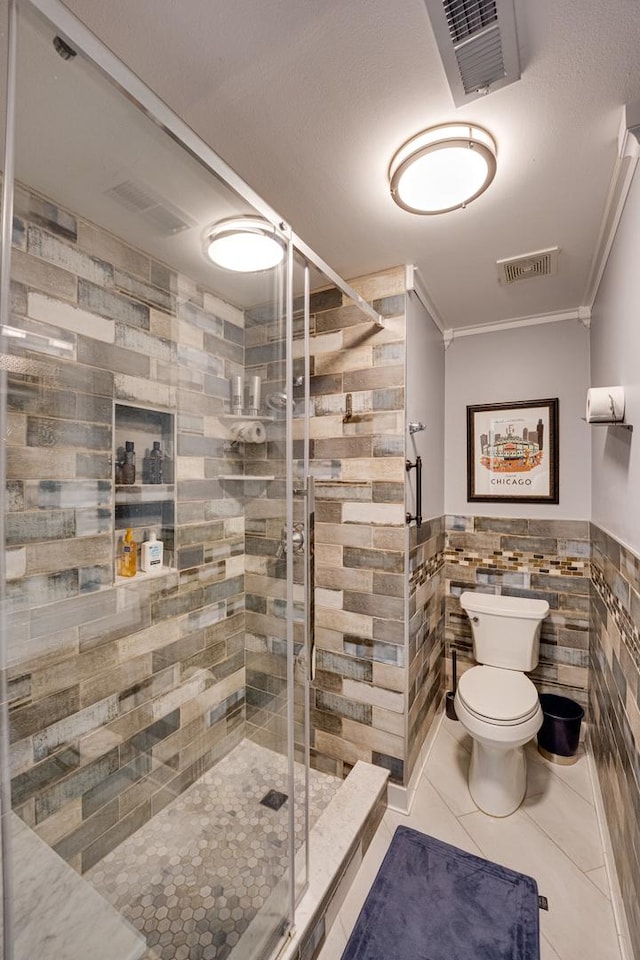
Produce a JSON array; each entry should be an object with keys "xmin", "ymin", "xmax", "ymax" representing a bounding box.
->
[
  {"xmin": 404, "ymin": 264, "xmax": 445, "ymax": 333},
  {"xmin": 583, "ymin": 102, "xmax": 640, "ymax": 309},
  {"xmin": 443, "ymin": 306, "xmax": 589, "ymax": 343}
]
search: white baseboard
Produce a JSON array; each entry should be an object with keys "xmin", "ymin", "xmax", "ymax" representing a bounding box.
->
[
  {"xmin": 586, "ymin": 731, "xmax": 634, "ymax": 960},
  {"xmin": 386, "ymin": 708, "xmax": 445, "ymax": 814}
]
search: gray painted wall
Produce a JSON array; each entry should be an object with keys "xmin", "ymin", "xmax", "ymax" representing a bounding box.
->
[
  {"xmin": 444, "ymin": 319, "xmax": 591, "ymax": 518},
  {"xmin": 590, "ymin": 167, "xmax": 640, "ymax": 553},
  {"xmin": 405, "ymin": 290, "xmax": 444, "ymax": 521}
]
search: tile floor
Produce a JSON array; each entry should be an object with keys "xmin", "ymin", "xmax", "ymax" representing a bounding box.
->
[
  {"xmin": 87, "ymin": 739, "xmax": 341, "ymax": 960},
  {"xmin": 318, "ymin": 714, "xmax": 625, "ymax": 960}
]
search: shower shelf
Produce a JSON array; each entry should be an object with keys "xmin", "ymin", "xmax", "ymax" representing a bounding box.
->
[
  {"xmin": 115, "ymin": 483, "xmax": 175, "ymax": 503},
  {"xmin": 220, "ymin": 414, "xmax": 275, "ymax": 422},
  {"xmin": 116, "ymin": 565, "xmax": 177, "ymax": 585},
  {"xmin": 113, "ymin": 403, "xmax": 176, "ymax": 585},
  {"xmin": 219, "ymin": 474, "xmax": 276, "ymax": 481}
]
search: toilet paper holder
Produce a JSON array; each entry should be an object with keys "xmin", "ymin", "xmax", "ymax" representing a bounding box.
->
[{"xmin": 582, "ymin": 385, "xmax": 632, "ymax": 430}]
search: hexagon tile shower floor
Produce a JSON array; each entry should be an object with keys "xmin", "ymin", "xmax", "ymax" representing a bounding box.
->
[{"xmin": 87, "ymin": 740, "xmax": 341, "ymax": 960}]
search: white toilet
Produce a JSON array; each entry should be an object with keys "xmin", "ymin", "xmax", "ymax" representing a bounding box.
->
[{"xmin": 453, "ymin": 590, "xmax": 549, "ymax": 818}]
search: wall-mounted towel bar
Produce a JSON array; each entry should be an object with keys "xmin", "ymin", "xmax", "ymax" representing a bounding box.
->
[{"xmin": 406, "ymin": 456, "xmax": 422, "ymax": 527}]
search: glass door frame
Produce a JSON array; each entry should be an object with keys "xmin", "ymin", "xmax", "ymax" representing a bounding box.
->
[{"xmin": 0, "ymin": 1, "xmax": 18, "ymax": 956}]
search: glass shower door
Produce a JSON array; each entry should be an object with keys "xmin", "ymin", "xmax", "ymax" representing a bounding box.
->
[{"xmin": 0, "ymin": 0, "xmax": 306, "ymax": 957}]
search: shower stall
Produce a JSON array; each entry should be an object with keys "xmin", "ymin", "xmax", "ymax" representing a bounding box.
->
[{"xmin": 0, "ymin": 1, "xmax": 387, "ymax": 957}]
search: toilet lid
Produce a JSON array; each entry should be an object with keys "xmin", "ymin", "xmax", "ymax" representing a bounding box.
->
[{"xmin": 457, "ymin": 666, "xmax": 540, "ymax": 724}]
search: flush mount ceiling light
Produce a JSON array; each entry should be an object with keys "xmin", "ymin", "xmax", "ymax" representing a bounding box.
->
[
  {"xmin": 389, "ymin": 122, "xmax": 497, "ymax": 215},
  {"xmin": 205, "ymin": 216, "xmax": 285, "ymax": 272}
]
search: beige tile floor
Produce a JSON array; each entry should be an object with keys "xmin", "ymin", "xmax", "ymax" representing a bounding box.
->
[{"xmin": 318, "ymin": 714, "xmax": 625, "ymax": 960}]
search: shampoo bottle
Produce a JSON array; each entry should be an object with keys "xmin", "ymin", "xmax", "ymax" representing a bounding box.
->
[
  {"xmin": 118, "ymin": 528, "xmax": 137, "ymax": 577},
  {"xmin": 141, "ymin": 531, "xmax": 164, "ymax": 573}
]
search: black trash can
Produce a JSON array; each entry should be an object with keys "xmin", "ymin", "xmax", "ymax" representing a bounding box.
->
[{"xmin": 537, "ymin": 694, "xmax": 584, "ymax": 765}]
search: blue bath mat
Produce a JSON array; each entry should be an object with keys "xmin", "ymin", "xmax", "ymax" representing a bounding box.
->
[{"xmin": 341, "ymin": 826, "xmax": 540, "ymax": 960}]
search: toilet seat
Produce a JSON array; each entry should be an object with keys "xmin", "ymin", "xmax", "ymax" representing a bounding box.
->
[{"xmin": 457, "ymin": 666, "xmax": 539, "ymax": 726}]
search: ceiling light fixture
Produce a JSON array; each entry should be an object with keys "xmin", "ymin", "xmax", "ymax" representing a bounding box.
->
[
  {"xmin": 389, "ymin": 122, "xmax": 497, "ymax": 215},
  {"xmin": 205, "ymin": 216, "xmax": 285, "ymax": 272}
]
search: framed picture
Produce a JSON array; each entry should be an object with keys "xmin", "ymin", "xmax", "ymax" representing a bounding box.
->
[{"xmin": 467, "ymin": 398, "xmax": 559, "ymax": 503}]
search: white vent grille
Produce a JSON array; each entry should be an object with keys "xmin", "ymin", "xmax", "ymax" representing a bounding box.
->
[
  {"xmin": 105, "ymin": 179, "xmax": 196, "ymax": 235},
  {"xmin": 455, "ymin": 24, "xmax": 505, "ymax": 94},
  {"xmin": 444, "ymin": 0, "xmax": 497, "ymax": 43},
  {"xmin": 424, "ymin": 0, "xmax": 520, "ymax": 106},
  {"xmin": 497, "ymin": 247, "xmax": 560, "ymax": 284}
]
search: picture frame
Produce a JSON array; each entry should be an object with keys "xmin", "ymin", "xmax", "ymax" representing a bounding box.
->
[{"xmin": 467, "ymin": 398, "xmax": 559, "ymax": 503}]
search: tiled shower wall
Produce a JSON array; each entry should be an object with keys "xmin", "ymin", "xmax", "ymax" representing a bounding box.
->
[
  {"xmin": 445, "ymin": 515, "xmax": 591, "ymax": 711},
  {"xmin": 280, "ymin": 268, "xmax": 444, "ymax": 787},
  {"xmin": 307, "ymin": 273, "xmax": 408, "ymax": 784},
  {"xmin": 7, "ymin": 183, "xmax": 253, "ymax": 871},
  {"xmin": 589, "ymin": 523, "xmax": 640, "ymax": 954},
  {"xmin": 241, "ymin": 290, "xmax": 321, "ymax": 758},
  {"xmin": 238, "ymin": 271, "xmax": 448, "ymax": 787}
]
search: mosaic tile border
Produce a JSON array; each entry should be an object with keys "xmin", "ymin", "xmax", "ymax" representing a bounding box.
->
[
  {"xmin": 409, "ymin": 551, "xmax": 445, "ymax": 591},
  {"xmin": 591, "ymin": 560, "xmax": 640, "ymax": 672},
  {"xmin": 445, "ymin": 547, "xmax": 589, "ymax": 577}
]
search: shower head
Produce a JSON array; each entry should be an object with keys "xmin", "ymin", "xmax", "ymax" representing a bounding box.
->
[
  {"xmin": 53, "ymin": 36, "xmax": 77, "ymax": 60},
  {"xmin": 266, "ymin": 391, "xmax": 289, "ymax": 411}
]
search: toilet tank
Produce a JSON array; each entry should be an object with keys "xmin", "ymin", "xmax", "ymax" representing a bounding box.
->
[{"xmin": 459, "ymin": 591, "xmax": 549, "ymax": 671}]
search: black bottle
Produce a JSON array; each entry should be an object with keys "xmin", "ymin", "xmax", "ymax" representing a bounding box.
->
[
  {"xmin": 147, "ymin": 441, "xmax": 163, "ymax": 484},
  {"xmin": 121, "ymin": 440, "xmax": 136, "ymax": 484}
]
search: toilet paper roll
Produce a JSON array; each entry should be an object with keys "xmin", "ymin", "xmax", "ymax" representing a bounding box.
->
[
  {"xmin": 230, "ymin": 420, "xmax": 266, "ymax": 444},
  {"xmin": 586, "ymin": 386, "xmax": 625, "ymax": 423}
]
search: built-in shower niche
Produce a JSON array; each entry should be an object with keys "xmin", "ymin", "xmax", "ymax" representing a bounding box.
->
[{"xmin": 114, "ymin": 402, "xmax": 176, "ymax": 578}]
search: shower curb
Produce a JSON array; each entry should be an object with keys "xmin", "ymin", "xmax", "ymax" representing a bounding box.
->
[{"xmin": 276, "ymin": 761, "xmax": 389, "ymax": 960}]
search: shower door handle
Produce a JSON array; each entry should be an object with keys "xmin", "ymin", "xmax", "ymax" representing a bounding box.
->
[{"xmin": 305, "ymin": 476, "xmax": 316, "ymax": 682}]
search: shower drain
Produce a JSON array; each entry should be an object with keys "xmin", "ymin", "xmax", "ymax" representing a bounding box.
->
[{"xmin": 260, "ymin": 789, "xmax": 288, "ymax": 811}]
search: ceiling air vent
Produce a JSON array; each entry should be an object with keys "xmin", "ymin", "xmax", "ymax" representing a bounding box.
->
[
  {"xmin": 497, "ymin": 247, "xmax": 560, "ymax": 285},
  {"xmin": 104, "ymin": 179, "xmax": 196, "ymax": 235},
  {"xmin": 424, "ymin": 0, "xmax": 521, "ymax": 106}
]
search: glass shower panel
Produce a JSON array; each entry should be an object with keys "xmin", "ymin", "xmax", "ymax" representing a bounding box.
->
[
  {"xmin": 2, "ymin": 2, "xmax": 300, "ymax": 958},
  {"xmin": 0, "ymin": 3, "xmax": 14, "ymax": 956},
  {"xmin": 288, "ymin": 257, "xmax": 357, "ymax": 901}
]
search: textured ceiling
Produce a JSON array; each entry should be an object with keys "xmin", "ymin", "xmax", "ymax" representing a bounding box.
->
[{"xmin": 39, "ymin": 0, "xmax": 640, "ymax": 327}]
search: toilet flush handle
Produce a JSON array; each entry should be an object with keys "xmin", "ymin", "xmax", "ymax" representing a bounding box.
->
[{"xmin": 471, "ymin": 616, "xmax": 479, "ymax": 623}]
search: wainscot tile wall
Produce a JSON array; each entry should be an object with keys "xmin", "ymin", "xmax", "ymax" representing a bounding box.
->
[
  {"xmin": 590, "ymin": 523, "xmax": 640, "ymax": 956},
  {"xmin": 407, "ymin": 516, "xmax": 445, "ymax": 781},
  {"xmin": 7, "ymin": 182, "xmax": 253, "ymax": 871},
  {"xmin": 445, "ymin": 515, "xmax": 591, "ymax": 711}
]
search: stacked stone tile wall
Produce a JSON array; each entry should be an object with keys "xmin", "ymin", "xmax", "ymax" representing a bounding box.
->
[
  {"xmin": 7, "ymin": 184, "xmax": 251, "ymax": 871},
  {"xmin": 445, "ymin": 516, "xmax": 591, "ymax": 710},
  {"xmin": 590, "ymin": 523, "xmax": 640, "ymax": 954}
]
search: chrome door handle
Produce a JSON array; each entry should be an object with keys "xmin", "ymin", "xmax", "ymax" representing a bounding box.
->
[{"xmin": 306, "ymin": 477, "xmax": 315, "ymax": 682}]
